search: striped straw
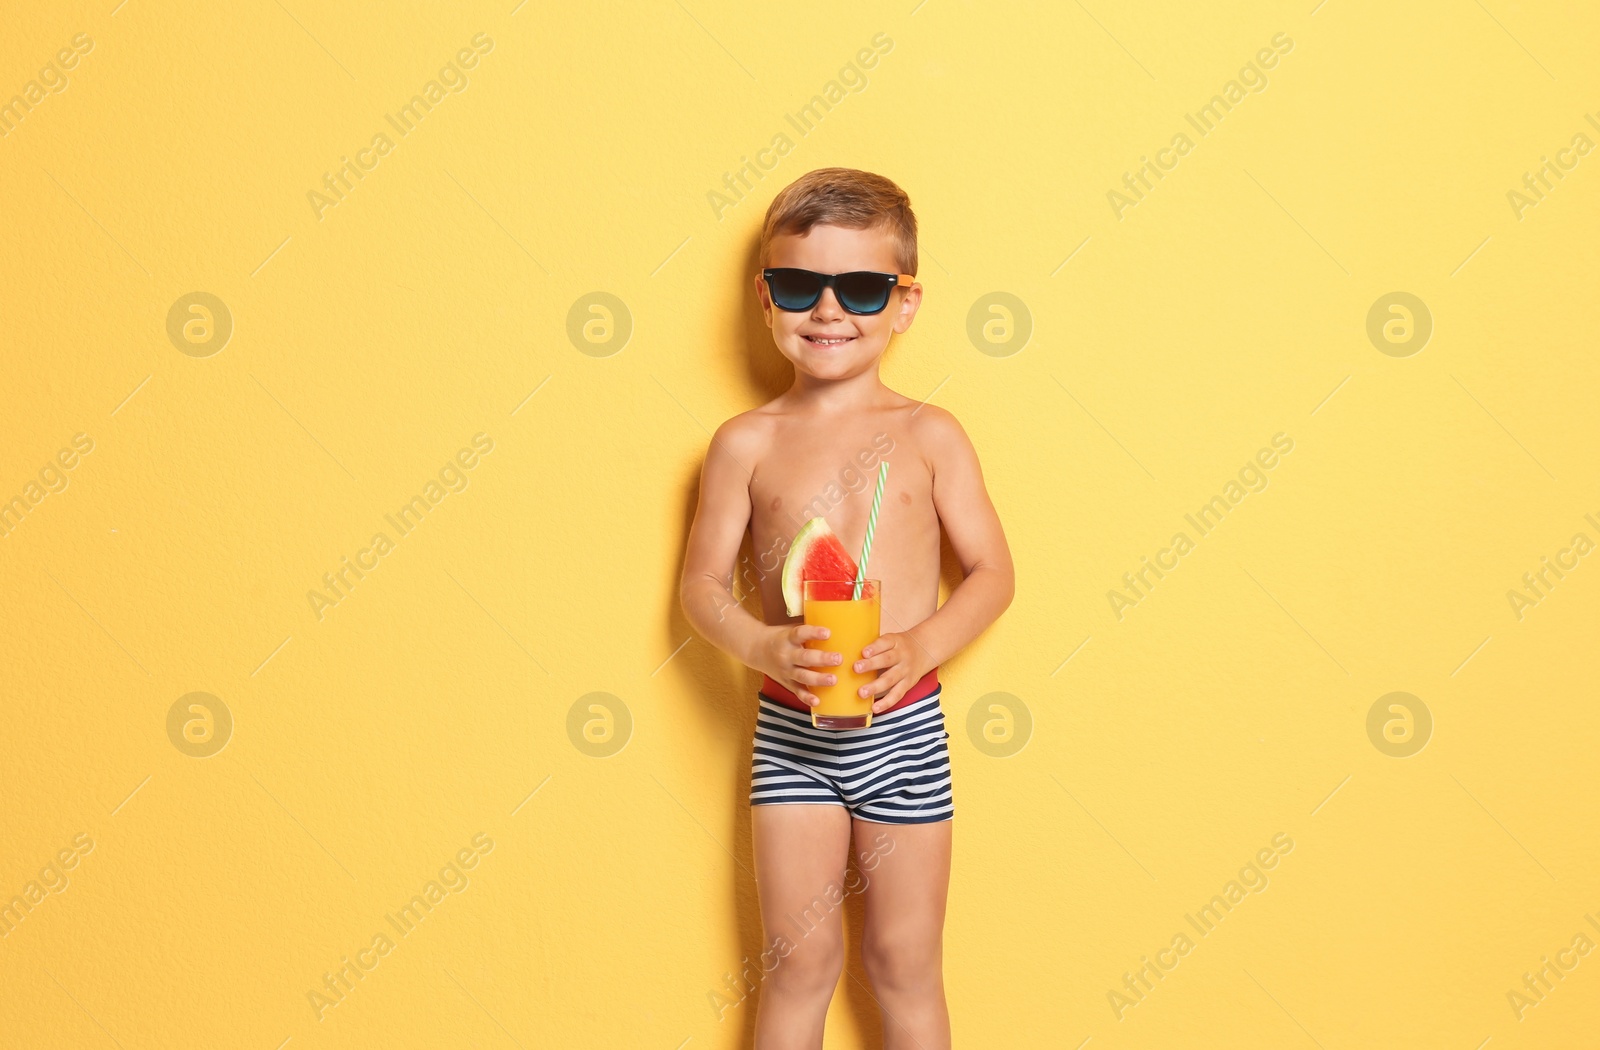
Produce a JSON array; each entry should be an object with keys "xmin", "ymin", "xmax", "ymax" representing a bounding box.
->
[{"xmin": 852, "ymin": 461, "xmax": 889, "ymax": 600}]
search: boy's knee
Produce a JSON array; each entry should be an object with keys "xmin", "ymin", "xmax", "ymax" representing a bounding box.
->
[
  {"xmin": 862, "ymin": 931, "xmax": 941, "ymax": 995},
  {"xmin": 766, "ymin": 938, "xmax": 843, "ymax": 998}
]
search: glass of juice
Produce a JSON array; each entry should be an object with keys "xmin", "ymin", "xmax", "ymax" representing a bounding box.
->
[{"xmin": 803, "ymin": 579, "xmax": 880, "ymax": 729}]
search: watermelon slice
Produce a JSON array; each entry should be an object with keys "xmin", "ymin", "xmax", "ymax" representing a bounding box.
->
[{"xmin": 781, "ymin": 517, "xmax": 860, "ymax": 616}]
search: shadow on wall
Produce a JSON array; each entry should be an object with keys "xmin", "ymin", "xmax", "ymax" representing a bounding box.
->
[{"xmin": 661, "ymin": 231, "xmax": 967, "ymax": 1047}]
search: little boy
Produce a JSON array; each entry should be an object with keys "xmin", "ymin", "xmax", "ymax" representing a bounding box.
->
[{"xmin": 680, "ymin": 168, "xmax": 1014, "ymax": 1049}]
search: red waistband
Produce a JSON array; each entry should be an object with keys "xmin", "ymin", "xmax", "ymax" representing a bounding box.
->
[{"xmin": 759, "ymin": 667, "xmax": 940, "ymax": 714}]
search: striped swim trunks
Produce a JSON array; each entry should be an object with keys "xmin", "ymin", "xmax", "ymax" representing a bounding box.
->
[{"xmin": 749, "ymin": 687, "xmax": 954, "ymax": 824}]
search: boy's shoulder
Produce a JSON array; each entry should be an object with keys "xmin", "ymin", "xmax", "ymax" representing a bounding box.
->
[
  {"xmin": 708, "ymin": 406, "xmax": 778, "ymax": 468},
  {"xmin": 901, "ymin": 399, "xmax": 964, "ymax": 436},
  {"xmin": 713, "ymin": 394, "xmax": 805, "ymax": 443},
  {"xmin": 900, "ymin": 399, "xmax": 971, "ymax": 458},
  {"xmin": 714, "ymin": 403, "xmax": 778, "ymax": 439}
]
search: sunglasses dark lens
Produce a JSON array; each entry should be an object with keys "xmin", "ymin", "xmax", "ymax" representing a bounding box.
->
[
  {"xmin": 835, "ymin": 272, "xmax": 894, "ymax": 314},
  {"xmin": 766, "ymin": 270, "xmax": 823, "ymax": 311}
]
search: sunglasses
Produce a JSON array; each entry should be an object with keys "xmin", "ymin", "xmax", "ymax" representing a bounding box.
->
[{"xmin": 761, "ymin": 268, "xmax": 916, "ymax": 315}]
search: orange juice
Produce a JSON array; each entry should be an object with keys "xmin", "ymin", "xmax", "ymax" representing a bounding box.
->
[{"xmin": 803, "ymin": 579, "xmax": 880, "ymax": 729}]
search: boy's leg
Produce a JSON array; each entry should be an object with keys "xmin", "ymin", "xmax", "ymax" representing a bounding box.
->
[
  {"xmin": 851, "ymin": 817, "xmax": 953, "ymax": 1050},
  {"xmin": 751, "ymin": 802, "xmax": 853, "ymax": 1050}
]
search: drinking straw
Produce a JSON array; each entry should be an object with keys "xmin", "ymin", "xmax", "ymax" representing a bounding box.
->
[{"xmin": 852, "ymin": 461, "xmax": 889, "ymax": 600}]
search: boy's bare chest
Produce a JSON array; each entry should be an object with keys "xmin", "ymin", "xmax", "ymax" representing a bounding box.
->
[{"xmin": 747, "ymin": 421, "xmax": 934, "ymax": 558}]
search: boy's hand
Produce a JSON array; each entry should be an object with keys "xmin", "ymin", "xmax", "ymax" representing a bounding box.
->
[
  {"xmin": 756, "ymin": 624, "xmax": 842, "ymax": 707},
  {"xmin": 855, "ymin": 632, "xmax": 935, "ymax": 714}
]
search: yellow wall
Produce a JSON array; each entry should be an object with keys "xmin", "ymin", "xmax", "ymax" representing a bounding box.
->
[{"xmin": 3, "ymin": 1, "xmax": 1598, "ymax": 1046}]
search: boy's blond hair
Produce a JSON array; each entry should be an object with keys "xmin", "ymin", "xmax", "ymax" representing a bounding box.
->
[{"xmin": 758, "ymin": 168, "xmax": 918, "ymax": 276}]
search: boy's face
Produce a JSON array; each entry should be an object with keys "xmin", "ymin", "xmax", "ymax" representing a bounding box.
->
[{"xmin": 755, "ymin": 223, "xmax": 921, "ymax": 382}]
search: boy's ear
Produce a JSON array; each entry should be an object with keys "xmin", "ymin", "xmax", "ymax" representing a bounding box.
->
[
  {"xmin": 753, "ymin": 272, "xmax": 773, "ymax": 325},
  {"xmin": 890, "ymin": 281, "xmax": 922, "ymax": 334}
]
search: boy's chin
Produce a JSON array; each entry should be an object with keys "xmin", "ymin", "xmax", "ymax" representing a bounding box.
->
[
  {"xmin": 792, "ymin": 359, "xmax": 868, "ymax": 381},
  {"xmin": 781, "ymin": 343, "xmax": 882, "ymax": 379}
]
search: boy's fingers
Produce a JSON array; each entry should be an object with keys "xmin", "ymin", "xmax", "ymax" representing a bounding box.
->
[
  {"xmin": 794, "ymin": 624, "xmax": 831, "ymax": 642},
  {"xmin": 859, "ymin": 635, "xmax": 894, "ymax": 659},
  {"xmin": 852, "ymin": 651, "xmax": 895, "ymax": 674},
  {"xmin": 781, "ymin": 681, "xmax": 819, "ymax": 706},
  {"xmin": 872, "ymin": 678, "xmax": 912, "ymax": 712},
  {"xmin": 796, "ymin": 648, "xmax": 842, "ymax": 667},
  {"xmin": 860, "ymin": 670, "xmax": 901, "ymax": 700},
  {"xmin": 793, "ymin": 668, "xmax": 837, "ymax": 688}
]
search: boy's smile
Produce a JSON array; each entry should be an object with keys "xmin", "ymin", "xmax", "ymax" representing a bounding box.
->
[{"xmin": 756, "ymin": 223, "xmax": 921, "ymax": 381}]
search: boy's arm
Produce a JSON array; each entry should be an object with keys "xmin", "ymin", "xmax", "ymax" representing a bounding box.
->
[
  {"xmin": 860, "ymin": 408, "xmax": 1015, "ymax": 710},
  {"xmin": 678, "ymin": 419, "xmax": 840, "ymax": 703}
]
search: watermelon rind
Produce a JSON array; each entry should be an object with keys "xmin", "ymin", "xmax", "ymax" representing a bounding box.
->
[
  {"xmin": 782, "ymin": 518, "xmax": 828, "ymax": 616},
  {"xmin": 781, "ymin": 517, "xmax": 858, "ymax": 617}
]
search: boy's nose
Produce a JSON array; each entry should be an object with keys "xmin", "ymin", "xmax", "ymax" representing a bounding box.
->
[{"xmin": 811, "ymin": 287, "xmax": 845, "ymax": 318}]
